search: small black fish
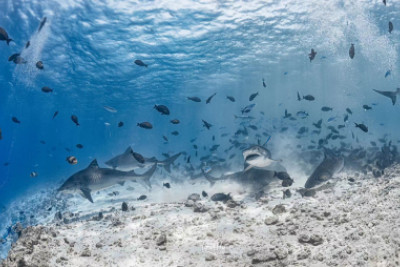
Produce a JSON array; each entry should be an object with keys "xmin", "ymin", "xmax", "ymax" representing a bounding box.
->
[
  {"xmin": 389, "ymin": 21, "xmax": 393, "ymax": 33},
  {"xmin": 8, "ymin": 53, "xmax": 27, "ymax": 64},
  {"xmin": 25, "ymin": 41, "xmax": 30, "ymax": 49},
  {"xmin": 283, "ymin": 109, "xmax": 291, "ymax": 118},
  {"xmin": 118, "ymin": 121, "xmax": 124, "ymax": 127},
  {"xmin": 297, "ymin": 92, "xmax": 301, "ymax": 101},
  {"xmin": 313, "ymin": 119, "xmax": 322, "ymax": 129},
  {"xmin": 321, "ymin": 106, "xmax": 332, "ymax": 112},
  {"xmin": 193, "ymin": 144, "xmax": 198, "ymax": 149},
  {"xmin": 170, "ymin": 119, "xmax": 180, "ymax": 124},
  {"xmin": 171, "ymin": 131, "xmax": 179, "ymax": 136},
  {"xmin": 0, "ymin": 128, "xmax": 2, "ymax": 140},
  {"xmin": 211, "ymin": 193, "xmax": 231, "ymax": 202},
  {"xmin": 187, "ymin": 96, "xmax": 201, "ymax": 102},
  {"xmin": 346, "ymin": 108, "xmax": 352, "ymax": 114},
  {"xmin": 163, "ymin": 183, "xmax": 171, "ymax": 189},
  {"xmin": 131, "ymin": 151, "xmax": 145, "ymax": 163},
  {"xmin": 349, "ymin": 44, "xmax": 355, "ymax": 59},
  {"xmin": 202, "ymin": 120, "xmax": 212, "ymax": 130},
  {"xmin": 383, "ymin": 0, "xmax": 386, "ymax": 6},
  {"xmin": 71, "ymin": 115, "xmax": 79, "ymax": 126},
  {"xmin": 309, "ymin": 48, "xmax": 317, "ymax": 62},
  {"xmin": 154, "ymin": 105, "xmax": 170, "ymax": 115},
  {"xmin": 248, "ymin": 125, "xmax": 258, "ymax": 130},
  {"xmin": 162, "ymin": 135, "xmax": 168, "ymax": 142},
  {"xmin": 303, "ymin": 95, "xmax": 315, "ymax": 101},
  {"xmin": 41, "ymin": 86, "xmax": 53, "ymax": 93},
  {"xmin": 363, "ymin": 105, "xmax": 372, "ymax": 110},
  {"xmin": 226, "ymin": 96, "xmax": 235, "ymax": 102},
  {"xmin": 38, "ymin": 17, "xmax": 47, "ymax": 32},
  {"xmin": 11, "ymin": 117, "xmax": 20, "ymax": 124},
  {"xmin": 338, "ymin": 125, "xmax": 345, "ymax": 129},
  {"xmin": 186, "ymin": 156, "xmax": 191, "ymax": 163},
  {"xmin": 249, "ymin": 92, "xmax": 259, "ymax": 101},
  {"xmin": 137, "ymin": 122, "xmax": 153, "ymax": 129},
  {"xmin": 52, "ymin": 111, "xmax": 58, "ymax": 119},
  {"xmin": 262, "ymin": 78, "xmax": 266, "ymax": 88},
  {"xmin": 0, "ymin": 27, "xmax": 13, "ymax": 45},
  {"xmin": 355, "ymin": 123, "xmax": 368, "ymax": 133},
  {"xmin": 137, "ymin": 195, "xmax": 147, "ymax": 200},
  {"xmin": 134, "ymin": 59, "xmax": 147, "ymax": 67},
  {"xmin": 202, "ymin": 190, "xmax": 208, "ymax": 197},
  {"xmin": 36, "ymin": 61, "xmax": 44, "ymax": 70},
  {"xmin": 206, "ymin": 93, "xmax": 216, "ymax": 104}
]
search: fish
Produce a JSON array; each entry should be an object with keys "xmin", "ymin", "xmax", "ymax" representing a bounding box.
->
[
  {"xmin": 354, "ymin": 123, "xmax": 368, "ymax": 133},
  {"xmin": 12, "ymin": 117, "xmax": 20, "ymax": 123},
  {"xmin": 248, "ymin": 125, "xmax": 258, "ymax": 131},
  {"xmin": 30, "ymin": 172, "xmax": 38, "ymax": 178},
  {"xmin": 241, "ymin": 104, "xmax": 256, "ymax": 114},
  {"xmin": 0, "ymin": 27, "xmax": 13, "ymax": 45},
  {"xmin": 134, "ymin": 60, "xmax": 147, "ymax": 67},
  {"xmin": 187, "ymin": 96, "xmax": 201, "ymax": 102},
  {"xmin": 283, "ymin": 109, "xmax": 291, "ymax": 118},
  {"xmin": 0, "ymin": 128, "xmax": 2, "ymax": 140},
  {"xmin": 383, "ymin": 0, "xmax": 386, "ymax": 6},
  {"xmin": 187, "ymin": 156, "xmax": 191, "ymax": 163},
  {"xmin": 105, "ymin": 147, "xmax": 181, "ymax": 172},
  {"xmin": 234, "ymin": 115, "xmax": 254, "ymax": 120},
  {"xmin": 66, "ymin": 156, "xmax": 78, "ymax": 165},
  {"xmin": 163, "ymin": 182, "xmax": 171, "ymax": 189},
  {"xmin": 41, "ymin": 86, "xmax": 53, "ymax": 93},
  {"xmin": 154, "ymin": 105, "xmax": 170, "ymax": 115},
  {"xmin": 389, "ymin": 21, "xmax": 393, "ymax": 33},
  {"xmin": 363, "ymin": 105, "xmax": 372, "ymax": 110},
  {"xmin": 25, "ymin": 41, "xmax": 30, "ymax": 49},
  {"xmin": 304, "ymin": 149, "xmax": 344, "ymax": 188},
  {"xmin": 303, "ymin": 95, "xmax": 315, "ymax": 101},
  {"xmin": 309, "ymin": 48, "xmax": 317, "ymax": 62},
  {"xmin": 385, "ymin": 70, "xmax": 391, "ymax": 78},
  {"xmin": 298, "ymin": 126, "xmax": 308, "ymax": 135},
  {"xmin": 206, "ymin": 93, "xmax": 216, "ymax": 104},
  {"xmin": 76, "ymin": 144, "xmax": 84, "ymax": 149},
  {"xmin": 296, "ymin": 111, "xmax": 309, "ymax": 119},
  {"xmin": 297, "ymin": 92, "xmax": 301, "ymax": 101},
  {"xmin": 52, "ymin": 111, "xmax": 59, "ymax": 119},
  {"xmin": 71, "ymin": 115, "xmax": 79, "ymax": 126},
  {"xmin": 38, "ymin": 17, "xmax": 47, "ymax": 32},
  {"xmin": 202, "ymin": 190, "xmax": 208, "ymax": 197},
  {"xmin": 344, "ymin": 114, "xmax": 349, "ymax": 122},
  {"xmin": 137, "ymin": 122, "xmax": 152, "ymax": 129},
  {"xmin": 137, "ymin": 195, "xmax": 147, "ymax": 200},
  {"xmin": 202, "ymin": 120, "xmax": 212, "ymax": 130},
  {"xmin": 118, "ymin": 121, "xmax": 124, "ymax": 127},
  {"xmin": 8, "ymin": 53, "xmax": 27, "ymax": 64},
  {"xmin": 226, "ymin": 96, "xmax": 235, "ymax": 102},
  {"xmin": 262, "ymin": 78, "xmax": 266, "ymax": 88},
  {"xmin": 327, "ymin": 116, "xmax": 336, "ymax": 123},
  {"xmin": 58, "ymin": 160, "xmax": 157, "ymax": 203},
  {"xmin": 170, "ymin": 119, "xmax": 180, "ymax": 124},
  {"xmin": 36, "ymin": 61, "xmax": 44, "ymax": 70},
  {"xmin": 249, "ymin": 92, "xmax": 259, "ymax": 101},
  {"xmin": 321, "ymin": 106, "xmax": 332, "ymax": 112},
  {"xmin": 242, "ymin": 145, "xmax": 280, "ymax": 172},
  {"xmin": 349, "ymin": 44, "xmax": 355, "ymax": 59},
  {"xmin": 211, "ymin": 193, "xmax": 232, "ymax": 202},
  {"xmin": 171, "ymin": 131, "xmax": 179, "ymax": 136},
  {"xmin": 346, "ymin": 108, "xmax": 352, "ymax": 114},
  {"xmin": 103, "ymin": 105, "xmax": 117, "ymax": 113},
  {"xmin": 373, "ymin": 88, "xmax": 400, "ymax": 105},
  {"xmin": 162, "ymin": 135, "xmax": 168, "ymax": 142}
]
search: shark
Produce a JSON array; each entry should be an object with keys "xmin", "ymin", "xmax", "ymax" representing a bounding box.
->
[
  {"xmin": 58, "ymin": 159, "xmax": 157, "ymax": 203},
  {"xmin": 105, "ymin": 147, "xmax": 181, "ymax": 172},
  {"xmin": 242, "ymin": 145, "xmax": 281, "ymax": 172},
  {"xmin": 373, "ymin": 88, "xmax": 400, "ymax": 105},
  {"xmin": 304, "ymin": 149, "xmax": 344, "ymax": 189}
]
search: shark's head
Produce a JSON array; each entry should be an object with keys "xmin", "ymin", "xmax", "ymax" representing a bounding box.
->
[{"xmin": 57, "ymin": 171, "xmax": 85, "ymax": 193}]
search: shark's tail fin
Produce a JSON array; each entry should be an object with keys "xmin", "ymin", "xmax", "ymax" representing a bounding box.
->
[
  {"xmin": 160, "ymin": 152, "xmax": 181, "ymax": 173},
  {"xmin": 134, "ymin": 163, "xmax": 157, "ymax": 189}
]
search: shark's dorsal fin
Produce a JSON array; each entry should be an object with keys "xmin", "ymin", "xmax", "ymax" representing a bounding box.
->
[
  {"xmin": 80, "ymin": 188, "xmax": 93, "ymax": 203},
  {"xmin": 88, "ymin": 159, "xmax": 99, "ymax": 169},
  {"xmin": 118, "ymin": 181, "xmax": 125, "ymax": 186},
  {"xmin": 124, "ymin": 147, "xmax": 133, "ymax": 154}
]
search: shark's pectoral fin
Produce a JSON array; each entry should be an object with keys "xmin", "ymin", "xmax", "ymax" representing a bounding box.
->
[
  {"xmin": 80, "ymin": 188, "xmax": 93, "ymax": 203},
  {"xmin": 244, "ymin": 164, "xmax": 254, "ymax": 172}
]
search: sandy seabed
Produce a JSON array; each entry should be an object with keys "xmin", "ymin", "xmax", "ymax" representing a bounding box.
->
[{"xmin": 1, "ymin": 165, "xmax": 400, "ymax": 267}]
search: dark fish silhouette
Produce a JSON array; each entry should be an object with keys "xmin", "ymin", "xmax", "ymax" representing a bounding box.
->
[
  {"xmin": 11, "ymin": 117, "xmax": 20, "ymax": 124},
  {"xmin": 0, "ymin": 27, "xmax": 13, "ymax": 45},
  {"xmin": 187, "ymin": 96, "xmax": 201, "ymax": 102},
  {"xmin": 76, "ymin": 144, "xmax": 84, "ymax": 149},
  {"xmin": 170, "ymin": 119, "xmax": 180, "ymax": 124},
  {"xmin": 41, "ymin": 86, "xmax": 53, "ymax": 93},
  {"xmin": 163, "ymin": 135, "xmax": 168, "ymax": 142},
  {"xmin": 309, "ymin": 48, "xmax": 317, "ymax": 62},
  {"xmin": 389, "ymin": 21, "xmax": 393, "ymax": 33},
  {"xmin": 38, "ymin": 17, "xmax": 47, "ymax": 32},
  {"xmin": 321, "ymin": 106, "xmax": 332, "ymax": 111},
  {"xmin": 137, "ymin": 122, "xmax": 153, "ymax": 129},
  {"xmin": 0, "ymin": 128, "xmax": 2, "ymax": 140},
  {"xmin": 118, "ymin": 121, "xmax": 124, "ymax": 127},
  {"xmin": 202, "ymin": 120, "xmax": 212, "ymax": 130},
  {"xmin": 373, "ymin": 88, "xmax": 400, "ymax": 105},
  {"xmin": 313, "ymin": 119, "xmax": 322, "ymax": 129},
  {"xmin": 25, "ymin": 41, "xmax": 30, "ymax": 48},
  {"xmin": 297, "ymin": 92, "xmax": 301, "ymax": 101},
  {"xmin": 171, "ymin": 131, "xmax": 179, "ymax": 136},
  {"xmin": 202, "ymin": 190, "xmax": 208, "ymax": 197},
  {"xmin": 363, "ymin": 104, "xmax": 372, "ymax": 110},
  {"xmin": 163, "ymin": 182, "xmax": 171, "ymax": 189},
  {"xmin": 8, "ymin": 53, "xmax": 27, "ymax": 64},
  {"xmin": 71, "ymin": 115, "xmax": 79, "ymax": 126},
  {"xmin": 283, "ymin": 109, "xmax": 291, "ymax": 118},
  {"xmin": 383, "ymin": 0, "xmax": 386, "ymax": 6},
  {"xmin": 134, "ymin": 60, "xmax": 147, "ymax": 67},
  {"xmin": 349, "ymin": 44, "xmax": 355, "ymax": 59},
  {"xmin": 154, "ymin": 104, "xmax": 170, "ymax": 115},
  {"xmin": 36, "ymin": 61, "xmax": 44, "ymax": 69},
  {"xmin": 249, "ymin": 92, "xmax": 259, "ymax": 101},
  {"xmin": 226, "ymin": 96, "xmax": 235, "ymax": 102},
  {"xmin": 52, "ymin": 111, "xmax": 58, "ymax": 119},
  {"xmin": 354, "ymin": 123, "xmax": 368, "ymax": 133},
  {"xmin": 303, "ymin": 95, "xmax": 315, "ymax": 101},
  {"xmin": 344, "ymin": 114, "xmax": 349, "ymax": 122},
  {"xmin": 346, "ymin": 108, "xmax": 352, "ymax": 114},
  {"xmin": 206, "ymin": 93, "xmax": 216, "ymax": 104},
  {"xmin": 262, "ymin": 78, "xmax": 266, "ymax": 88},
  {"xmin": 137, "ymin": 195, "xmax": 147, "ymax": 200}
]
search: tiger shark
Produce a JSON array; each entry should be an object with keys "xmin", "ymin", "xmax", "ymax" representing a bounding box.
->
[
  {"xmin": 373, "ymin": 88, "xmax": 400, "ymax": 105},
  {"xmin": 105, "ymin": 147, "xmax": 181, "ymax": 172},
  {"xmin": 58, "ymin": 159, "xmax": 157, "ymax": 203},
  {"xmin": 242, "ymin": 145, "xmax": 281, "ymax": 172}
]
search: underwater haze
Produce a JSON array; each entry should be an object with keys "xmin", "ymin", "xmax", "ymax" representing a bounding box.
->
[{"xmin": 1, "ymin": 0, "xmax": 400, "ymax": 263}]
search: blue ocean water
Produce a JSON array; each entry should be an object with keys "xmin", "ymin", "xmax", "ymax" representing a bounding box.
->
[{"xmin": 0, "ymin": 0, "xmax": 399, "ymax": 260}]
